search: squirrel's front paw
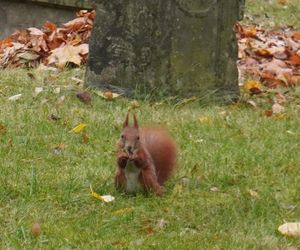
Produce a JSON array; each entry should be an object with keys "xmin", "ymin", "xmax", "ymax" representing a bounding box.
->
[
  {"xmin": 155, "ymin": 186, "xmax": 165, "ymax": 197},
  {"xmin": 118, "ymin": 155, "xmax": 129, "ymax": 169}
]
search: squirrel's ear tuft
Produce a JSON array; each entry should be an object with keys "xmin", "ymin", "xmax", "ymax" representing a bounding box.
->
[
  {"xmin": 133, "ymin": 113, "xmax": 139, "ymax": 128},
  {"xmin": 123, "ymin": 113, "xmax": 129, "ymax": 128}
]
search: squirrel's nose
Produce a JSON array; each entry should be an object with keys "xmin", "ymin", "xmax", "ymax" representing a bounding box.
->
[{"xmin": 127, "ymin": 146, "xmax": 133, "ymax": 154}]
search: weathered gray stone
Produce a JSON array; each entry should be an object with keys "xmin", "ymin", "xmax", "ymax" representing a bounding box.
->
[
  {"xmin": 0, "ymin": 0, "xmax": 92, "ymax": 39},
  {"xmin": 86, "ymin": 0, "xmax": 245, "ymax": 101}
]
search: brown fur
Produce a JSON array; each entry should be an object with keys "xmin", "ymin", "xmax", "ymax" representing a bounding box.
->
[{"xmin": 115, "ymin": 115, "xmax": 177, "ymax": 196}]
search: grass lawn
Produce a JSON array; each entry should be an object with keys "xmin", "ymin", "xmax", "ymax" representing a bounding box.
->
[
  {"xmin": 1, "ymin": 1, "xmax": 300, "ymax": 249},
  {"xmin": 244, "ymin": 0, "xmax": 300, "ymax": 30},
  {"xmin": 1, "ymin": 68, "xmax": 300, "ymax": 249}
]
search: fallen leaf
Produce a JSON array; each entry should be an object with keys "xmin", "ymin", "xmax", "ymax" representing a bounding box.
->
[
  {"xmin": 288, "ymin": 54, "xmax": 300, "ymax": 66},
  {"xmin": 27, "ymin": 27, "xmax": 44, "ymax": 36},
  {"xmin": 82, "ymin": 133, "xmax": 89, "ymax": 144},
  {"xmin": 46, "ymin": 44, "xmax": 88, "ymax": 68},
  {"xmin": 255, "ymin": 49, "xmax": 272, "ymax": 58},
  {"xmin": 292, "ymin": 32, "xmax": 300, "ymax": 41},
  {"xmin": 114, "ymin": 208, "xmax": 133, "ymax": 215},
  {"xmin": 76, "ymin": 91, "xmax": 91, "ymax": 104},
  {"xmin": 155, "ymin": 219, "xmax": 167, "ymax": 230},
  {"xmin": 27, "ymin": 72, "xmax": 36, "ymax": 80},
  {"xmin": 244, "ymin": 80, "xmax": 262, "ymax": 94},
  {"xmin": 70, "ymin": 123, "xmax": 87, "ymax": 133},
  {"xmin": 55, "ymin": 95, "xmax": 65, "ymax": 105},
  {"xmin": 272, "ymin": 103, "xmax": 285, "ymax": 114},
  {"xmin": 199, "ymin": 116, "xmax": 212, "ymax": 124},
  {"xmin": 50, "ymin": 144, "xmax": 66, "ymax": 154},
  {"xmin": 8, "ymin": 94, "xmax": 22, "ymax": 101},
  {"xmin": 264, "ymin": 109, "xmax": 273, "ymax": 117},
  {"xmin": 100, "ymin": 195, "xmax": 115, "ymax": 203},
  {"xmin": 31, "ymin": 223, "xmax": 41, "ymax": 237},
  {"xmin": 180, "ymin": 177, "xmax": 191, "ymax": 187},
  {"xmin": 248, "ymin": 189, "xmax": 259, "ymax": 198},
  {"xmin": 94, "ymin": 90, "xmax": 121, "ymax": 100},
  {"xmin": 277, "ymin": 0, "xmax": 288, "ymax": 5},
  {"xmin": 247, "ymin": 100, "xmax": 257, "ymax": 108},
  {"xmin": 143, "ymin": 226, "xmax": 155, "ymax": 235},
  {"xmin": 275, "ymin": 93, "xmax": 286, "ymax": 105},
  {"xmin": 70, "ymin": 77, "xmax": 84, "ymax": 85},
  {"xmin": 273, "ymin": 113, "xmax": 287, "ymax": 120},
  {"xmin": 90, "ymin": 185, "xmax": 115, "ymax": 203},
  {"xmin": 43, "ymin": 21, "xmax": 57, "ymax": 32},
  {"xmin": 7, "ymin": 138, "xmax": 13, "ymax": 147},
  {"xmin": 210, "ymin": 187, "xmax": 219, "ymax": 192},
  {"xmin": 33, "ymin": 87, "xmax": 43, "ymax": 97},
  {"xmin": 278, "ymin": 222, "xmax": 300, "ymax": 237},
  {"xmin": 53, "ymin": 87, "xmax": 61, "ymax": 94},
  {"xmin": 17, "ymin": 51, "xmax": 40, "ymax": 61},
  {"xmin": 49, "ymin": 114, "xmax": 61, "ymax": 121},
  {"xmin": 0, "ymin": 124, "xmax": 7, "ymax": 135},
  {"xmin": 172, "ymin": 184, "xmax": 183, "ymax": 195}
]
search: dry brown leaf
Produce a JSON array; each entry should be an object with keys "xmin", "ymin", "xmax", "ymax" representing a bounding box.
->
[
  {"xmin": 0, "ymin": 124, "xmax": 7, "ymax": 135},
  {"xmin": 31, "ymin": 223, "xmax": 41, "ymax": 237},
  {"xmin": 210, "ymin": 187, "xmax": 219, "ymax": 192},
  {"xmin": 264, "ymin": 110, "xmax": 273, "ymax": 117},
  {"xmin": 278, "ymin": 222, "xmax": 300, "ymax": 237},
  {"xmin": 248, "ymin": 189, "xmax": 259, "ymax": 198},
  {"xmin": 275, "ymin": 93, "xmax": 286, "ymax": 105},
  {"xmin": 46, "ymin": 44, "xmax": 88, "ymax": 68},
  {"xmin": 82, "ymin": 133, "xmax": 89, "ymax": 144},
  {"xmin": 277, "ymin": 0, "xmax": 288, "ymax": 5},
  {"xmin": 244, "ymin": 80, "xmax": 263, "ymax": 94},
  {"xmin": 272, "ymin": 103, "xmax": 285, "ymax": 114},
  {"xmin": 247, "ymin": 100, "xmax": 257, "ymax": 108},
  {"xmin": 51, "ymin": 144, "xmax": 66, "ymax": 154},
  {"xmin": 255, "ymin": 49, "xmax": 272, "ymax": 58},
  {"xmin": 288, "ymin": 54, "xmax": 300, "ymax": 66},
  {"xmin": 43, "ymin": 21, "xmax": 57, "ymax": 33},
  {"xmin": 27, "ymin": 27, "xmax": 44, "ymax": 36},
  {"xmin": 76, "ymin": 91, "xmax": 91, "ymax": 104},
  {"xmin": 292, "ymin": 32, "xmax": 300, "ymax": 41}
]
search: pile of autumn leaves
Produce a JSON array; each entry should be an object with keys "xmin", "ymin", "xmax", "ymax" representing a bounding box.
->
[
  {"xmin": 0, "ymin": 9, "xmax": 299, "ymax": 90},
  {"xmin": 0, "ymin": 10, "xmax": 95, "ymax": 69},
  {"xmin": 236, "ymin": 22, "xmax": 300, "ymax": 88}
]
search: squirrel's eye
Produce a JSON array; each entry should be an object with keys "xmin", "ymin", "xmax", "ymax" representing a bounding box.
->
[
  {"xmin": 121, "ymin": 135, "xmax": 124, "ymax": 139},
  {"xmin": 137, "ymin": 136, "xmax": 140, "ymax": 140}
]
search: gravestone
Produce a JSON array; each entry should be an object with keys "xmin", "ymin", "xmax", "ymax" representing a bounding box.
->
[
  {"xmin": 0, "ymin": 0, "xmax": 92, "ymax": 39},
  {"xmin": 86, "ymin": 0, "xmax": 245, "ymax": 101}
]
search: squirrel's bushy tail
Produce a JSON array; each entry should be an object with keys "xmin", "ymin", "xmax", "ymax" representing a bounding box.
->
[{"xmin": 141, "ymin": 127, "xmax": 177, "ymax": 185}]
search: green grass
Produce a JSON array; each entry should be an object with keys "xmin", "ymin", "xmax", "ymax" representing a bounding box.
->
[
  {"xmin": 1, "ymin": 68, "xmax": 300, "ymax": 249},
  {"xmin": 244, "ymin": 0, "xmax": 300, "ymax": 30},
  {"xmin": 1, "ymin": 1, "xmax": 300, "ymax": 248}
]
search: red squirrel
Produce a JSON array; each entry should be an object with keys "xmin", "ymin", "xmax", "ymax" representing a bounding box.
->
[{"xmin": 115, "ymin": 113, "xmax": 177, "ymax": 196}]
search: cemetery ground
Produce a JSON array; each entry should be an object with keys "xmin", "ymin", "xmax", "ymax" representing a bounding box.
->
[{"xmin": 1, "ymin": 0, "xmax": 300, "ymax": 249}]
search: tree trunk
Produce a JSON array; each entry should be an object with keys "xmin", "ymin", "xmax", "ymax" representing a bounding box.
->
[{"xmin": 86, "ymin": 0, "xmax": 245, "ymax": 101}]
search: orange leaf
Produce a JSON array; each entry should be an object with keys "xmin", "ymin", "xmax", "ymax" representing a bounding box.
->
[
  {"xmin": 43, "ymin": 21, "xmax": 57, "ymax": 32},
  {"xmin": 0, "ymin": 37, "xmax": 13, "ymax": 47},
  {"xmin": 264, "ymin": 110, "xmax": 273, "ymax": 117},
  {"xmin": 255, "ymin": 49, "xmax": 272, "ymax": 58},
  {"xmin": 244, "ymin": 80, "xmax": 262, "ymax": 94},
  {"xmin": 288, "ymin": 54, "xmax": 300, "ymax": 66},
  {"xmin": 292, "ymin": 32, "xmax": 300, "ymax": 41},
  {"xmin": 243, "ymin": 27, "xmax": 257, "ymax": 38}
]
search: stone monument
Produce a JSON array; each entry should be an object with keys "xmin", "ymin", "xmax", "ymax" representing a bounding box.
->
[{"xmin": 86, "ymin": 0, "xmax": 245, "ymax": 101}]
